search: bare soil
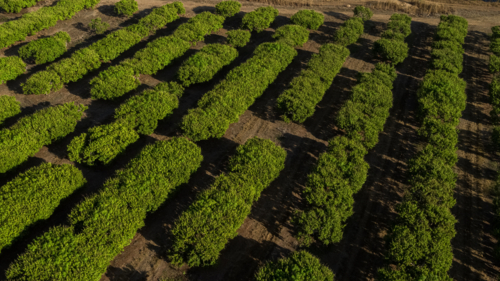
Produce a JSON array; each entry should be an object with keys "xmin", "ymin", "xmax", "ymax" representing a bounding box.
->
[{"xmin": 0, "ymin": 0, "xmax": 499, "ymax": 280}]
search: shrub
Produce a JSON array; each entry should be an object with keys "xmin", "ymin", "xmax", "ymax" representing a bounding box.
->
[
  {"xmin": 290, "ymin": 9, "xmax": 324, "ymax": 30},
  {"xmin": 353, "ymin": 5, "xmax": 373, "ymax": 21},
  {"xmin": 7, "ymin": 138, "xmax": 203, "ymax": 281},
  {"xmin": 389, "ymin": 13, "xmax": 411, "ymax": 24},
  {"xmin": 430, "ymin": 47, "xmax": 463, "ymax": 74},
  {"xmin": 492, "ymin": 38, "xmax": 500, "ymax": 57},
  {"xmin": 88, "ymin": 29, "xmax": 143, "ymax": 62},
  {"xmin": 181, "ymin": 42, "xmax": 297, "ymax": 141},
  {"xmin": 490, "ymin": 54, "xmax": 500, "ymax": 74},
  {"xmin": 277, "ymin": 43, "xmax": 349, "ymax": 123},
  {"xmin": 226, "ymin": 29, "xmax": 251, "ymax": 47},
  {"xmin": 432, "ymin": 39, "xmax": 464, "ymax": 53},
  {"xmin": 22, "ymin": 70, "xmax": 63, "ymax": 95},
  {"xmin": 154, "ymin": 81, "xmax": 185, "ymax": 97},
  {"xmin": 168, "ymin": 137, "xmax": 286, "ymax": 267},
  {"xmin": 273, "ymin": 24, "xmax": 309, "ymax": 47},
  {"xmin": 90, "ymin": 65, "xmax": 140, "ymax": 99},
  {"xmin": 492, "ymin": 26, "xmax": 500, "ymax": 40},
  {"xmin": 385, "ymin": 19, "xmax": 411, "ymax": 37},
  {"xmin": 48, "ymin": 48, "xmax": 101, "ymax": 83},
  {"xmin": 0, "ymin": 56, "xmax": 26, "ymax": 84},
  {"xmin": 18, "ymin": 31, "xmax": 71, "ymax": 64},
  {"xmin": 172, "ymin": 11, "xmax": 225, "ymax": 43},
  {"xmin": 114, "ymin": 0, "xmax": 138, "ymax": 17},
  {"xmin": 381, "ymin": 29, "xmax": 405, "ymax": 41},
  {"xmin": 333, "ymin": 17, "xmax": 364, "ymax": 46},
  {"xmin": 0, "ymin": 96, "xmax": 21, "ymax": 124},
  {"xmin": 241, "ymin": 6, "xmax": 279, "ymax": 32},
  {"xmin": 255, "ymin": 251, "xmax": 334, "ymax": 281},
  {"xmin": 0, "ymin": 102, "xmax": 87, "ymax": 173},
  {"xmin": 0, "ymin": 0, "xmax": 44, "ymax": 13},
  {"xmin": 177, "ymin": 44, "xmax": 238, "ymax": 87},
  {"xmin": 374, "ymin": 38, "xmax": 409, "ymax": 65},
  {"xmin": 0, "ymin": 163, "xmax": 86, "ymax": 254},
  {"xmin": 88, "ymin": 17, "xmax": 109, "ymax": 34},
  {"xmin": 215, "ymin": 0, "xmax": 241, "ymax": 17}
]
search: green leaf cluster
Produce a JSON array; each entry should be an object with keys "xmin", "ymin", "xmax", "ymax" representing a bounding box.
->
[
  {"xmin": 255, "ymin": 251, "xmax": 334, "ymax": 281},
  {"xmin": 491, "ymin": 76, "xmax": 500, "ymax": 125},
  {"xmin": 177, "ymin": 43, "xmax": 238, "ymax": 87},
  {"xmin": 22, "ymin": 2, "xmax": 183, "ymax": 95},
  {"xmin": 374, "ymin": 13, "xmax": 411, "ymax": 65},
  {"xmin": 0, "ymin": 102, "xmax": 87, "ymax": 173},
  {"xmin": 290, "ymin": 9, "xmax": 324, "ymax": 30},
  {"xmin": 181, "ymin": 42, "xmax": 297, "ymax": 141},
  {"xmin": 490, "ymin": 26, "xmax": 500, "ymax": 74},
  {"xmin": 168, "ymin": 137, "xmax": 286, "ymax": 267},
  {"xmin": 379, "ymin": 15, "xmax": 467, "ymax": 280},
  {"xmin": 0, "ymin": 163, "xmax": 86, "ymax": 254},
  {"xmin": 18, "ymin": 31, "xmax": 71, "ymax": 64},
  {"xmin": 226, "ymin": 29, "xmax": 251, "ymax": 47},
  {"xmin": 241, "ymin": 6, "xmax": 279, "ymax": 32},
  {"xmin": 353, "ymin": 5, "xmax": 373, "ymax": 21},
  {"xmin": 277, "ymin": 43, "xmax": 349, "ymax": 123},
  {"xmin": 0, "ymin": 0, "xmax": 100, "ymax": 49},
  {"xmin": 0, "ymin": 96, "xmax": 20, "ymax": 124},
  {"xmin": 215, "ymin": 0, "xmax": 241, "ymax": 17},
  {"xmin": 114, "ymin": 0, "xmax": 138, "ymax": 17},
  {"xmin": 0, "ymin": 0, "xmax": 43, "ymax": 13},
  {"xmin": 6, "ymin": 138, "xmax": 203, "ymax": 281},
  {"xmin": 88, "ymin": 17, "xmax": 109, "ymax": 34},
  {"xmin": 273, "ymin": 24, "xmax": 309, "ymax": 47},
  {"xmin": 0, "ymin": 56, "xmax": 26, "ymax": 84},
  {"xmin": 91, "ymin": 10, "xmax": 224, "ymax": 100},
  {"xmin": 333, "ymin": 17, "xmax": 364, "ymax": 46}
]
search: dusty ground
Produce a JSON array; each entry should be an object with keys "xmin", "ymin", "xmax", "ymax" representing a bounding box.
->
[{"xmin": 0, "ymin": 0, "xmax": 499, "ymax": 280}]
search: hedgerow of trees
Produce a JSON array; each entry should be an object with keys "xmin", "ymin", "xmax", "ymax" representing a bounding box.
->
[
  {"xmin": 0, "ymin": 102, "xmax": 87, "ymax": 173},
  {"xmin": 0, "ymin": 163, "xmax": 86, "ymax": 254},
  {"xmin": 378, "ymin": 15, "xmax": 468, "ymax": 280},
  {"xmin": 0, "ymin": 56, "xmax": 26, "ymax": 84},
  {"xmin": 290, "ymin": 9, "xmax": 324, "ymax": 30},
  {"xmin": 114, "ymin": 0, "xmax": 138, "ymax": 17},
  {"xmin": 19, "ymin": 31, "xmax": 71, "ymax": 64},
  {"xmin": 215, "ymin": 0, "xmax": 241, "ymax": 17},
  {"xmin": 273, "ymin": 24, "xmax": 310, "ymax": 47},
  {"xmin": 6, "ymin": 138, "xmax": 203, "ymax": 281},
  {"xmin": 168, "ymin": 137, "xmax": 286, "ymax": 267},
  {"xmin": 241, "ymin": 6, "xmax": 279, "ymax": 32},
  {"xmin": 0, "ymin": 96, "xmax": 20, "ymax": 124}
]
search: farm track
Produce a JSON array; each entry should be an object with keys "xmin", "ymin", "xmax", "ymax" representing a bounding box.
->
[{"xmin": 0, "ymin": 1, "xmax": 499, "ymax": 280}]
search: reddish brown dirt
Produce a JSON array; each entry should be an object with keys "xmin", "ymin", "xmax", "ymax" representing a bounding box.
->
[{"xmin": 0, "ymin": 0, "xmax": 500, "ymax": 280}]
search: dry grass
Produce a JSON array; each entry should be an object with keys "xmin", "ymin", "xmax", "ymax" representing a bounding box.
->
[
  {"xmin": 366, "ymin": 0, "xmax": 454, "ymax": 15},
  {"xmin": 245, "ymin": 0, "xmax": 314, "ymax": 7}
]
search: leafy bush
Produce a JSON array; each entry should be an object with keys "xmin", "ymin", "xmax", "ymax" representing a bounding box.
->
[
  {"xmin": 0, "ymin": 163, "xmax": 86, "ymax": 254},
  {"xmin": 90, "ymin": 65, "xmax": 140, "ymax": 99},
  {"xmin": 22, "ymin": 70, "xmax": 63, "ymax": 95},
  {"xmin": 492, "ymin": 26, "xmax": 500, "ymax": 40},
  {"xmin": 0, "ymin": 102, "xmax": 87, "ymax": 173},
  {"xmin": 181, "ymin": 42, "xmax": 297, "ymax": 141},
  {"xmin": 491, "ymin": 75, "xmax": 500, "ymax": 125},
  {"xmin": 114, "ymin": 0, "xmax": 138, "ymax": 17},
  {"xmin": 241, "ymin": 6, "xmax": 279, "ymax": 32},
  {"xmin": 374, "ymin": 38, "xmax": 408, "ymax": 65},
  {"xmin": 273, "ymin": 24, "xmax": 309, "ymax": 47},
  {"xmin": 290, "ymin": 9, "xmax": 324, "ymax": 30},
  {"xmin": 7, "ymin": 138, "xmax": 203, "ymax": 281},
  {"xmin": 333, "ymin": 17, "xmax": 364, "ymax": 46},
  {"xmin": 48, "ymin": 48, "xmax": 101, "ymax": 83},
  {"xmin": 490, "ymin": 54, "xmax": 500, "ymax": 74},
  {"xmin": 0, "ymin": 96, "xmax": 20, "ymax": 124},
  {"xmin": 0, "ymin": 0, "xmax": 44, "ymax": 13},
  {"xmin": 18, "ymin": 31, "xmax": 71, "ymax": 64},
  {"xmin": 432, "ymin": 39, "xmax": 464, "ymax": 53},
  {"xmin": 389, "ymin": 13, "xmax": 411, "ymax": 24},
  {"xmin": 226, "ymin": 29, "xmax": 251, "ymax": 47},
  {"xmin": 353, "ymin": 5, "xmax": 373, "ymax": 21},
  {"xmin": 0, "ymin": 0, "xmax": 100, "ymax": 49},
  {"xmin": 88, "ymin": 29, "xmax": 143, "ymax": 62},
  {"xmin": 430, "ymin": 47, "xmax": 463, "ymax": 74},
  {"xmin": 0, "ymin": 56, "xmax": 26, "ymax": 84},
  {"xmin": 168, "ymin": 137, "xmax": 286, "ymax": 267},
  {"xmin": 277, "ymin": 43, "xmax": 349, "ymax": 123},
  {"xmin": 215, "ymin": 0, "xmax": 241, "ymax": 17},
  {"xmin": 385, "ymin": 19, "xmax": 411, "ymax": 37},
  {"xmin": 177, "ymin": 43, "xmax": 238, "ymax": 87},
  {"xmin": 88, "ymin": 17, "xmax": 109, "ymax": 34},
  {"xmin": 255, "ymin": 251, "xmax": 334, "ymax": 281},
  {"xmin": 172, "ymin": 11, "xmax": 225, "ymax": 43}
]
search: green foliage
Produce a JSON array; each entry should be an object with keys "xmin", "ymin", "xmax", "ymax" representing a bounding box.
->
[
  {"xmin": 333, "ymin": 17, "xmax": 364, "ymax": 46},
  {"xmin": 0, "ymin": 0, "xmax": 43, "ymax": 13},
  {"xmin": 353, "ymin": 6, "xmax": 373, "ymax": 21},
  {"xmin": 114, "ymin": 0, "xmax": 138, "ymax": 17},
  {"xmin": 22, "ymin": 70, "xmax": 63, "ymax": 95},
  {"xmin": 48, "ymin": 48, "xmax": 101, "ymax": 83},
  {"xmin": 491, "ymin": 76, "xmax": 500, "ymax": 125},
  {"xmin": 0, "ymin": 96, "xmax": 20, "ymax": 124},
  {"xmin": 88, "ymin": 17, "xmax": 109, "ymax": 34},
  {"xmin": 492, "ymin": 26, "xmax": 500, "ymax": 40},
  {"xmin": 177, "ymin": 43, "xmax": 238, "ymax": 87},
  {"xmin": 290, "ymin": 9, "xmax": 324, "ymax": 30},
  {"xmin": 226, "ymin": 29, "xmax": 251, "ymax": 47},
  {"xmin": 7, "ymin": 138, "xmax": 203, "ymax": 281},
  {"xmin": 430, "ymin": 48, "xmax": 463, "ymax": 74},
  {"xmin": 435, "ymin": 15, "xmax": 468, "ymax": 45},
  {"xmin": 273, "ymin": 24, "xmax": 309, "ymax": 47},
  {"xmin": 277, "ymin": 43, "xmax": 349, "ymax": 123},
  {"xmin": 0, "ymin": 0, "xmax": 100, "ymax": 49},
  {"xmin": 490, "ymin": 54, "xmax": 500, "ymax": 74},
  {"xmin": 0, "ymin": 102, "xmax": 87, "ymax": 173},
  {"xmin": 241, "ymin": 6, "xmax": 279, "ymax": 32},
  {"xmin": 0, "ymin": 163, "xmax": 86, "ymax": 253},
  {"xmin": 0, "ymin": 56, "xmax": 26, "ymax": 84},
  {"xmin": 294, "ymin": 136, "xmax": 368, "ymax": 246},
  {"xmin": 154, "ymin": 81, "xmax": 185, "ymax": 97},
  {"xmin": 385, "ymin": 18, "xmax": 411, "ymax": 37},
  {"xmin": 88, "ymin": 29, "xmax": 142, "ymax": 62},
  {"xmin": 90, "ymin": 65, "xmax": 140, "ymax": 99},
  {"xmin": 181, "ymin": 42, "xmax": 297, "ymax": 141},
  {"xmin": 215, "ymin": 0, "xmax": 241, "ymax": 17},
  {"xmin": 18, "ymin": 31, "xmax": 70, "ymax": 64},
  {"xmin": 168, "ymin": 137, "xmax": 286, "ymax": 267},
  {"xmin": 255, "ymin": 251, "xmax": 334, "ymax": 281},
  {"xmin": 172, "ymin": 11, "xmax": 225, "ymax": 43},
  {"xmin": 374, "ymin": 38, "xmax": 408, "ymax": 65}
]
